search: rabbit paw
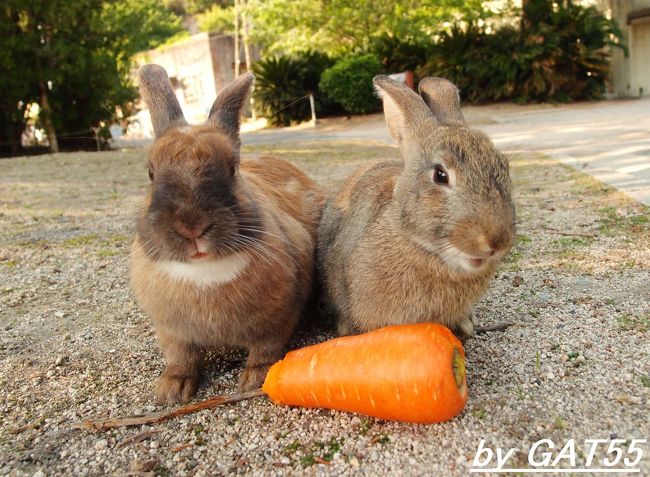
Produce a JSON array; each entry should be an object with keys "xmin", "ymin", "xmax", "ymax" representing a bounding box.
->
[
  {"xmin": 336, "ymin": 318, "xmax": 357, "ymax": 336},
  {"xmin": 239, "ymin": 365, "xmax": 270, "ymax": 391},
  {"xmin": 457, "ymin": 312, "xmax": 475, "ymax": 338},
  {"xmin": 156, "ymin": 370, "xmax": 199, "ymax": 405}
]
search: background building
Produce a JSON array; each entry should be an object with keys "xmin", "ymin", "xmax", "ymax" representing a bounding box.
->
[
  {"xmin": 134, "ymin": 32, "xmax": 257, "ymax": 126},
  {"xmin": 607, "ymin": 0, "xmax": 650, "ymax": 97}
]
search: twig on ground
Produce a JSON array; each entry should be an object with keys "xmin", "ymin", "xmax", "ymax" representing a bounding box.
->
[
  {"xmin": 114, "ymin": 472, "xmax": 153, "ymax": 477},
  {"xmin": 74, "ymin": 389, "xmax": 264, "ymax": 431},
  {"xmin": 475, "ymin": 322, "xmax": 516, "ymax": 334},
  {"xmin": 541, "ymin": 226, "xmax": 597, "ymax": 238},
  {"xmin": 116, "ymin": 428, "xmax": 163, "ymax": 449}
]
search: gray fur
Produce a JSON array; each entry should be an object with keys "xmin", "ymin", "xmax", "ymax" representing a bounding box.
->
[
  {"xmin": 318, "ymin": 76, "xmax": 515, "ymax": 337},
  {"xmin": 418, "ymin": 77, "xmax": 466, "ymax": 124},
  {"xmin": 208, "ymin": 73, "xmax": 254, "ymax": 158},
  {"xmin": 138, "ymin": 64, "xmax": 187, "ymax": 137}
]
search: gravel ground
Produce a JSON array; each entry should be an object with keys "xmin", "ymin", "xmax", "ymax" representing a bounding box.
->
[{"xmin": 1, "ymin": 141, "xmax": 649, "ymax": 476}]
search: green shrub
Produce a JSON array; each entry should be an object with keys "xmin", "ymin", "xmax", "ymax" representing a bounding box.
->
[
  {"xmin": 417, "ymin": 24, "xmax": 521, "ymax": 103},
  {"xmin": 295, "ymin": 52, "xmax": 342, "ymax": 117},
  {"xmin": 196, "ymin": 5, "xmax": 234, "ymax": 34},
  {"xmin": 518, "ymin": 0, "xmax": 624, "ymax": 101},
  {"xmin": 417, "ymin": 1, "xmax": 624, "ymax": 103},
  {"xmin": 319, "ymin": 54, "xmax": 382, "ymax": 114},
  {"xmin": 253, "ymin": 52, "xmax": 337, "ymax": 126},
  {"xmin": 371, "ymin": 34, "xmax": 430, "ymax": 76}
]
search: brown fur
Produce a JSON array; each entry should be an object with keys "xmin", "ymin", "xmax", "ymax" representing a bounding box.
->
[
  {"xmin": 131, "ymin": 65, "xmax": 325, "ymax": 404},
  {"xmin": 318, "ymin": 76, "xmax": 515, "ymax": 337}
]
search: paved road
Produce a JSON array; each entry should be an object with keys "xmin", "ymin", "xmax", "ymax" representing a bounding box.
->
[
  {"xmin": 242, "ymin": 98, "xmax": 650, "ymax": 206},
  {"xmin": 482, "ymin": 99, "xmax": 650, "ymax": 206}
]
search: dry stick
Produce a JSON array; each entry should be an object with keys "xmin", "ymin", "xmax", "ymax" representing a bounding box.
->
[
  {"xmin": 541, "ymin": 226, "xmax": 597, "ymax": 238},
  {"xmin": 474, "ymin": 322, "xmax": 516, "ymax": 334},
  {"xmin": 74, "ymin": 389, "xmax": 264, "ymax": 431},
  {"xmin": 116, "ymin": 429, "xmax": 164, "ymax": 449}
]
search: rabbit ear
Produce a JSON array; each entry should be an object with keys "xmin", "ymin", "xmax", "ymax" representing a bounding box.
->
[
  {"xmin": 373, "ymin": 75, "xmax": 434, "ymax": 144},
  {"xmin": 138, "ymin": 64, "xmax": 187, "ymax": 137},
  {"xmin": 418, "ymin": 77, "xmax": 465, "ymax": 125},
  {"xmin": 207, "ymin": 73, "xmax": 254, "ymax": 155}
]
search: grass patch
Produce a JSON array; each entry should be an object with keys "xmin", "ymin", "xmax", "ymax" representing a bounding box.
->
[
  {"xmin": 63, "ymin": 234, "xmax": 129, "ymax": 256},
  {"xmin": 553, "ymin": 237, "xmax": 593, "ymax": 248},
  {"xmin": 641, "ymin": 375, "xmax": 650, "ymax": 388},
  {"xmin": 500, "ymin": 234, "xmax": 536, "ymax": 271},
  {"xmin": 63, "ymin": 234, "xmax": 98, "ymax": 247},
  {"xmin": 502, "ymin": 250, "xmax": 524, "ymax": 272},
  {"xmin": 285, "ymin": 437, "xmax": 344, "ymax": 467},
  {"xmin": 597, "ymin": 206, "xmax": 649, "ymax": 236},
  {"xmin": 357, "ymin": 417, "xmax": 373, "ymax": 436},
  {"xmin": 472, "ymin": 408, "xmax": 487, "ymax": 419},
  {"xmin": 617, "ymin": 313, "xmax": 650, "ymax": 333},
  {"xmin": 516, "ymin": 234, "xmax": 532, "ymax": 245},
  {"xmin": 97, "ymin": 249, "xmax": 121, "ymax": 258}
]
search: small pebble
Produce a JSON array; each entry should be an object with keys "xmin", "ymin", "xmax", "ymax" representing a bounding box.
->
[{"xmin": 94, "ymin": 439, "xmax": 108, "ymax": 451}]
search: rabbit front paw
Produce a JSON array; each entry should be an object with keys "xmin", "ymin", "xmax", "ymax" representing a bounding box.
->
[
  {"xmin": 156, "ymin": 368, "xmax": 199, "ymax": 405},
  {"xmin": 238, "ymin": 364, "xmax": 270, "ymax": 391},
  {"xmin": 457, "ymin": 312, "xmax": 475, "ymax": 338}
]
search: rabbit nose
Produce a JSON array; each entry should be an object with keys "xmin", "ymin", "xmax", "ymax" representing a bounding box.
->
[
  {"xmin": 175, "ymin": 222, "xmax": 210, "ymax": 240},
  {"xmin": 487, "ymin": 230, "xmax": 513, "ymax": 253}
]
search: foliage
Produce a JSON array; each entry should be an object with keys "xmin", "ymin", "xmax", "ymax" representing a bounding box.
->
[
  {"xmin": 252, "ymin": 52, "xmax": 337, "ymax": 126},
  {"xmin": 319, "ymin": 54, "xmax": 382, "ymax": 115},
  {"xmin": 371, "ymin": 34, "xmax": 431, "ymax": 77},
  {"xmin": 163, "ymin": 0, "xmax": 232, "ymax": 16},
  {"xmin": 518, "ymin": 0, "xmax": 625, "ymax": 101},
  {"xmin": 197, "ymin": 4, "xmax": 235, "ymax": 34},
  {"xmin": 416, "ymin": 24, "xmax": 519, "ymax": 103},
  {"xmin": 0, "ymin": 0, "xmax": 183, "ymax": 155},
  {"xmin": 417, "ymin": 0, "xmax": 624, "ymax": 103},
  {"xmin": 245, "ymin": 0, "xmax": 487, "ymax": 56}
]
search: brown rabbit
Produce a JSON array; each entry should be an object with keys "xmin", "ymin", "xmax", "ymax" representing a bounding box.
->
[
  {"xmin": 130, "ymin": 65, "xmax": 326, "ymax": 404},
  {"xmin": 318, "ymin": 76, "xmax": 515, "ymax": 337}
]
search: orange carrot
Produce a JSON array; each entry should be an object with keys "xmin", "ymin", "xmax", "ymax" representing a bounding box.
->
[{"xmin": 262, "ymin": 323, "xmax": 467, "ymax": 423}]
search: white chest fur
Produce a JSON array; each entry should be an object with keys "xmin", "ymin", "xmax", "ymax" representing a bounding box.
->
[{"xmin": 156, "ymin": 253, "xmax": 250, "ymax": 288}]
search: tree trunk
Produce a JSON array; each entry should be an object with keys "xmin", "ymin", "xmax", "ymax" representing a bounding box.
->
[
  {"xmin": 234, "ymin": 0, "xmax": 241, "ymax": 78},
  {"xmin": 241, "ymin": 0, "xmax": 256, "ymax": 120},
  {"xmin": 39, "ymin": 80, "xmax": 59, "ymax": 153}
]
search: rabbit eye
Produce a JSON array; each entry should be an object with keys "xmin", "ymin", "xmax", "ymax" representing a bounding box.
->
[
  {"xmin": 148, "ymin": 168, "xmax": 154, "ymax": 181},
  {"xmin": 230, "ymin": 164, "xmax": 236, "ymax": 177},
  {"xmin": 432, "ymin": 166, "xmax": 449, "ymax": 185}
]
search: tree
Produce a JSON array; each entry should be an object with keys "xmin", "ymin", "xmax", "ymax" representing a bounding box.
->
[
  {"xmin": 244, "ymin": 0, "xmax": 487, "ymax": 56},
  {"xmin": 196, "ymin": 4, "xmax": 235, "ymax": 33},
  {"xmin": 0, "ymin": 0, "xmax": 183, "ymax": 155}
]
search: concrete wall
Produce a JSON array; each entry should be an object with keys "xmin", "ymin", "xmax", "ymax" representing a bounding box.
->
[
  {"xmin": 607, "ymin": 0, "xmax": 650, "ymax": 98},
  {"xmin": 139, "ymin": 33, "xmax": 217, "ymax": 123},
  {"xmin": 135, "ymin": 32, "xmax": 258, "ymax": 125}
]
